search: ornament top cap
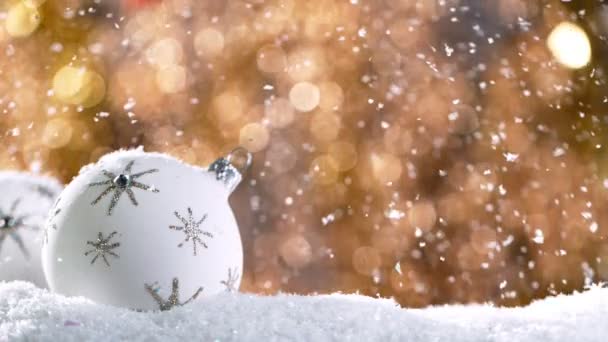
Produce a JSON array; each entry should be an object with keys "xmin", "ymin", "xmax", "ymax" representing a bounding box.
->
[{"xmin": 208, "ymin": 147, "xmax": 252, "ymax": 194}]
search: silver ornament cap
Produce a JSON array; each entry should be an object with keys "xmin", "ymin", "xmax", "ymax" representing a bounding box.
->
[{"xmin": 208, "ymin": 147, "xmax": 252, "ymax": 194}]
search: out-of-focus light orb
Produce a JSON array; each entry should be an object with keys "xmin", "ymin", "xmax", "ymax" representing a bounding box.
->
[
  {"xmin": 239, "ymin": 122, "xmax": 270, "ymax": 152},
  {"xmin": 156, "ymin": 65, "xmax": 187, "ymax": 94},
  {"xmin": 265, "ymin": 140, "xmax": 297, "ymax": 174},
  {"xmin": 23, "ymin": 0, "xmax": 47, "ymax": 8},
  {"xmin": 145, "ymin": 38, "xmax": 184, "ymax": 68},
  {"xmin": 265, "ymin": 97, "xmax": 294, "ymax": 128},
  {"xmin": 42, "ymin": 118, "xmax": 73, "ymax": 149},
  {"xmin": 310, "ymin": 111, "xmax": 341, "ymax": 142},
  {"xmin": 52, "ymin": 66, "xmax": 106, "ymax": 108},
  {"xmin": 352, "ymin": 246, "xmax": 382, "ymax": 276},
  {"xmin": 328, "ymin": 141, "xmax": 358, "ymax": 172},
  {"xmin": 408, "ymin": 201, "xmax": 437, "ymax": 232},
  {"xmin": 79, "ymin": 72, "xmax": 107, "ymax": 108},
  {"xmin": 194, "ymin": 28, "xmax": 225, "ymax": 58},
  {"xmin": 547, "ymin": 22, "xmax": 591, "ymax": 69},
  {"xmin": 211, "ymin": 91, "xmax": 244, "ymax": 126},
  {"xmin": 448, "ymin": 104, "xmax": 479, "ymax": 136},
  {"xmin": 256, "ymin": 45, "xmax": 287, "ymax": 73},
  {"xmin": 310, "ymin": 155, "xmax": 339, "ymax": 185},
  {"xmin": 279, "ymin": 235, "xmax": 313, "ymax": 269},
  {"xmin": 5, "ymin": 2, "xmax": 41, "ymax": 38},
  {"xmin": 370, "ymin": 152, "xmax": 402, "ymax": 184},
  {"xmin": 318, "ymin": 81, "xmax": 344, "ymax": 111},
  {"xmin": 471, "ymin": 226, "xmax": 498, "ymax": 254},
  {"xmin": 287, "ymin": 48, "xmax": 323, "ymax": 81},
  {"xmin": 52, "ymin": 66, "xmax": 88, "ymax": 101},
  {"xmin": 289, "ymin": 82, "xmax": 320, "ymax": 112}
]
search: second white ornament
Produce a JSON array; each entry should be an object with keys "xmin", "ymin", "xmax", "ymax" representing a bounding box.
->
[
  {"xmin": 42, "ymin": 148, "xmax": 250, "ymax": 311},
  {"xmin": 0, "ymin": 171, "xmax": 62, "ymax": 288}
]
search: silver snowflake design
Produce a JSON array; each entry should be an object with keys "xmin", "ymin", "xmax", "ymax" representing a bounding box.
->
[
  {"xmin": 44, "ymin": 207, "xmax": 61, "ymax": 244},
  {"xmin": 145, "ymin": 278, "xmax": 203, "ymax": 311},
  {"xmin": 84, "ymin": 231, "xmax": 120, "ymax": 266},
  {"xmin": 169, "ymin": 208, "xmax": 213, "ymax": 256},
  {"xmin": 89, "ymin": 160, "xmax": 160, "ymax": 216},
  {"xmin": 220, "ymin": 267, "xmax": 240, "ymax": 292},
  {"xmin": 0, "ymin": 198, "xmax": 36, "ymax": 258},
  {"xmin": 33, "ymin": 185, "xmax": 57, "ymax": 200}
]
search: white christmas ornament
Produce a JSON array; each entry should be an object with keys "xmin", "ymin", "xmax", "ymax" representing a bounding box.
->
[
  {"xmin": 42, "ymin": 148, "xmax": 251, "ymax": 311},
  {"xmin": 0, "ymin": 171, "xmax": 63, "ymax": 288}
]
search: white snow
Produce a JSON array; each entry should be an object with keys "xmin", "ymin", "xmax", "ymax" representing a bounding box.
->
[{"xmin": 0, "ymin": 282, "xmax": 606, "ymax": 341}]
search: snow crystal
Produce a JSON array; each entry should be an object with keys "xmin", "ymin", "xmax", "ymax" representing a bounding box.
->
[
  {"xmin": 503, "ymin": 152, "xmax": 519, "ymax": 163},
  {"xmin": 1, "ymin": 282, "xmax": 607, "ymax": 341}
]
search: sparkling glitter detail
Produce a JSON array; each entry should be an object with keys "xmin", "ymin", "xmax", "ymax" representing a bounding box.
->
[
  {"xmin": 169, "ymin": 207, "xmax": 213, "ymax": 256},
  {"xmin": 209, "ymin": 157, "xmax": 236, "ymax": 182},
  {"xmin": 208, "ymin": 157, "xmax": 242, "ymax": 193},
  {"xmin": 89, "ymin": 160, "xmax": 160, "ymax": 216},
  {"xmin": 220, "ymin": 267, "xmax": 240, "ymax": 292},
  {"xmin": 144, "ymin": 277, "xmax": 203, "ymax": 311},
  {"xmin": 0, "ymin": 198, "xmax": 36, "ymax": 258},
  {"xmin": 84, "ymin": 231, "xmax": 120, "ymax": 266},
  {"xmin": 208, "ymin": 149, "xmax": 250, "ymax": 193}
]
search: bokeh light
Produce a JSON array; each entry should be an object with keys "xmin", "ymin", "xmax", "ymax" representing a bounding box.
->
[{"xmin": 547, "ymin": 21, "xmax": 592, "ymax": 69}]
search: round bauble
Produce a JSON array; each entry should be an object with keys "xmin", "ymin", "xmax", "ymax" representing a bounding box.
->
[
  {"xmin": 0, "ymin": 171, "xmax": 63, "ymax": 287},
  {"xmin": 42, "ymin": 149, "xmax": 250, "ymax": 311}
]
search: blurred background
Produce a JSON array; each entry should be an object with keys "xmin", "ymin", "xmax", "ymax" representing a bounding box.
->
[{"xmin": 1, "ymin": 0, "xmax": 608, "ymax": 307}]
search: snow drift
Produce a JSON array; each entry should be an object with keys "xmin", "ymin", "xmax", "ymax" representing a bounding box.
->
[{"xmin": 0, "ymin": 281, "xmax": 606, "ymax": 341}]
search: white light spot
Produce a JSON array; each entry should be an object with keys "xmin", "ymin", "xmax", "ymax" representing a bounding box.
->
[{"xmin": 547, "ymin": 22, "xmax": 591, "ymax": 69}]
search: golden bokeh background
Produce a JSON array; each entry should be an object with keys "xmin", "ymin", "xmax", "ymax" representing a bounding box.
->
[{"xmin": 1, "ymin": 0, "xmax": 608, "ymax": 307}]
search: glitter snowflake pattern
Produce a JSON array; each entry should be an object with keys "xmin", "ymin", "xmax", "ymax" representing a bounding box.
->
[
  {"xmin": 33, "ymin": 185, "xmax": 58, "ymax": 200},
  {"xmin": 89, "ymin": 160, "xmax": 160, "ymax": 216},
  {"xmin": 220, "ymin": 267, "xmax": 240, "ymax": 292},
  {"xmin": 84, "ymin": 231, "xmax": 120, "ymax": 266},
  {"xmin": 144, "ymin": 278, "xmax": 203, "ymax": 311},
  {"xmin": 169, "ymin": 207, "xmax": 213, "ymax": 256},
  {"xmin": 44, "ymin": 207, "xmax": 61, "ymax": 244},
  {"xmin": 0, "ymin": 198, "xmax": 36, "ymax": 258}
]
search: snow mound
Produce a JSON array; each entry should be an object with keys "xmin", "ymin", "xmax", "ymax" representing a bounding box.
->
[{"xmin": 1, "ymin": 281, "xmax": 606, "ymax": 342}]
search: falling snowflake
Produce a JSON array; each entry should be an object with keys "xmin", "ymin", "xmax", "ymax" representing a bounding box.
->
[
  {"xmin": 144, "ymin": 277, "xmax": 203, "ymax": 311},
  {"xmin": 220, "ymin": 267, "xmax": 240, "ymax": 292},
  {"xmin": 503, "ymin": 152, "xmax": 519, "ymax": 163},
  {"xmin": 84, "ymin": 231, "xmax": 120, "ymax": 266},
  {"xmin": 89, "ymin": 160, "xmax": 160, "ymax": 215},
  {"xmin": 169, "ymin": 207, "xmax": 213, "ymax": 256},
  {"xmin": 0, "ymin": 198, "xmax": 36, "ymax": 258}
]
